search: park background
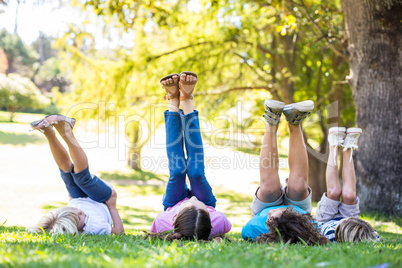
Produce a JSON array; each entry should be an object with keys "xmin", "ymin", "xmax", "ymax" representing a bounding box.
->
[{"xmin": 0, "ymin": 0, "xmax": 400, "ymax": 267}]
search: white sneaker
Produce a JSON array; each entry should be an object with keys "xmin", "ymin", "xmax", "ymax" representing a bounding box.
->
[
  {"xmin": 283, "ymin": 100, "xmax": 314, "ymax": 125},
  {"xmin": 328, "ymin": 127, "xmax": 346, "ymax": 165},
  {"xmin": 343, "ymin": 128, "xmax": 362, "ymax": 162},
  {"xmin": 263, "ymin": 99, "xmax": 285, "ymax": 126}
]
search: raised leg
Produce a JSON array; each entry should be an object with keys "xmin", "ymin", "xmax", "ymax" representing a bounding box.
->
[
  {"xmin": 257, "ymin": 123, "xmax": 282, "ymax": 203},
  {"xmin": 162, "ymin": 111, "xmax": 189, "ymax": 210},
  {"xmin": 326, "ymin": 146, "xmax": 342, "ymax": 201},
  {"xmin": 53, "ymin": 121, "xmax": 111, "ymax": 202},
  {"xmin": 53, "ymin": 122, "xmax": 88, "ymax": 173},
  {"xmin": 341, "ymin": 148, "xmax": 356, "ymax": 205},
  {"xmin": 182, "ymin": 110, "xmax": 216, "ymax": 207},
  {"xmin": 40, "ymin": 126, "xmax": 86, "ymax": 198},
  {"xmin": 42, "ymin": 126, "xmax": 72, "ymax": 172},
  {"xmin": 286, "ymin": 124, "xmax": 309, "ymax": 201}
]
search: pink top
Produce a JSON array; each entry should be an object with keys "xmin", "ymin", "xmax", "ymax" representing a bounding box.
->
[{"xmin": 150, "ymin": 198, "xmax": 232, "ymax": 236}]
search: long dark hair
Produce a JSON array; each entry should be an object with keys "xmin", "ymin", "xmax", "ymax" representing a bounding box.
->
[
  {"xmin": 144, "ymin": 205, "xmax": 212, "ymax": 241},
  {"xmin": 174, "ymin": 205, "xmax": 212, "ymax": 240},
  {"xmin": 256, "ymin": 207, "xmax": 329, "ymax": 245}
]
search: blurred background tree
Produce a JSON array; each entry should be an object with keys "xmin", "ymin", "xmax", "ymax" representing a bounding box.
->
[
  {"xmin": 0, "ymin": 73, "xmax": 50, "ymax": 121},
  {"xmin": 62, "ymin": 0, "xmax": 353, "ymax": 201}
]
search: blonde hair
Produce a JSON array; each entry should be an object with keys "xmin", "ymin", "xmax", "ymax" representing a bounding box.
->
[
  {"xmin": 335, "ymin": 217, "xmax": 377, "ymax": 242},
  {"xmin": 26, "ymin": 207, "xmax": 79, "ymax": 235}
]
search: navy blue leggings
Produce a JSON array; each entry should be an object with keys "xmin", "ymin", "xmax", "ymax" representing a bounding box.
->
[{"xmin": 60, "ymin": 165, "xmax": 112, "ymax": 203}]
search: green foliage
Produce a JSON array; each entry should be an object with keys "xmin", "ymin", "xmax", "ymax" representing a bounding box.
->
[
  {"xmin": 0, "ymin": 73, "xmax": 50, "ymax": 121},
  {"xmin": 33, "ymin": 57, "xmax": 70, "ymax": 93},
  {"xmin": 0, "ymin": 29, "xmax": 38, "ymax": 75}
]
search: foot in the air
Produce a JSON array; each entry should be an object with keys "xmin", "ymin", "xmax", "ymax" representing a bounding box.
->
[
  {"xmin": 283, "ymin": 100, "xmax": 314, "ymax": 125},
  {"xmin": 161, "ymin": 74, "xmax": 180, "ymax": 100},
  {"xmin": 263, "ymin": 99, "xmax": 285, "ymax": 126},
  {"xmin": 179, "ymin": 72, "xmax": 197, "ymax": 101}
]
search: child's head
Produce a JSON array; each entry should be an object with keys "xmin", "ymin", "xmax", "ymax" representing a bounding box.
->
[
  {"xmin": 26, "ymin": 207, "xmax": 80, "ymax": 235},
  {"xmin": 173, "ymin": 197, "xmax": 212, "ymax": 240},
  {"xmin": 257, "ymin": 207, "xmax": 329, "ymax": 245},
  {"xmin": 335, "ymin": 217, "xmax": 377, "ymax": 242}
]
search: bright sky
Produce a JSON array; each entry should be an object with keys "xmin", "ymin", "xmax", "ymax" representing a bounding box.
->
[{"xmin": 0, "ymin": 0, "xmax": 82, "ymax": 44}]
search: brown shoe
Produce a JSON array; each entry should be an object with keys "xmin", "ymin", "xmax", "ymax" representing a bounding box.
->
[
  {"xmin": 160, "ymin": 73, "xmax": 180, "ymax": 100},
  {"xmin": 179, "ymin": 71, "xmax": 197, "ymax": 101}
]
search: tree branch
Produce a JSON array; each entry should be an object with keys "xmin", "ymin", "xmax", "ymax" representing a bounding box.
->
[
  {"xmin": 195, "ymin": 86, "xmax": 278, "ymax": 97},
  {"xmin": 233, "ymin": 53, "xmax": 271, "ymax": 84},
  {"xmin": 299, "ymin": 0, "xmax": 347, "ymax": 59},
  {"xmin": 146, "ymin": 41, "xmax": 217, "ymax": 62}
]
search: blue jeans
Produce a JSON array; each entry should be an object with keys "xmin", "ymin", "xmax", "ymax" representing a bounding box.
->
[
  {"xmin": 162, "ymin": 110, "xmax": 216, "ymax": 210},
  {"xmin": 60, "ymin": 165, "xmax": 112, "ymax": 203}
]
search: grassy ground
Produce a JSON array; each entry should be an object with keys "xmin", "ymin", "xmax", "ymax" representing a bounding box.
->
[
  {"xmin": 1, "ymin": 225, "xmax": 401, "ymax": 268},
  {"xmin": 0, "ymin": 111, "xmax": 401, "ymax": 267}
]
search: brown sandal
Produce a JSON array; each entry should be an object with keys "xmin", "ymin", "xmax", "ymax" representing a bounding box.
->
[
  {"xmin": 160, "ymin": 73, "xmax": 180, "ymax": 100},
  {"xmin": 179, "ymin": 71, "xmax": 197, "ymax": 101}
]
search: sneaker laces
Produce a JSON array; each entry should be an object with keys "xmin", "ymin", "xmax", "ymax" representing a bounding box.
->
[
  {"xmin": 331, "ymin": 144, "xmax": 343, "ymax": 165},
  {"xmin": 328, "ymin": 135, "xmax": 344, "ymax": 166}
]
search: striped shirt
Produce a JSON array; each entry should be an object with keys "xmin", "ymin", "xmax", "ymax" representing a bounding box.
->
[
  {"xmin": 318, "ymin": 217, "xmax": 343, "ymax": 242},
  {"xmin": 318, "ymin": 217, "xmax": 380, "ymax": 243}
]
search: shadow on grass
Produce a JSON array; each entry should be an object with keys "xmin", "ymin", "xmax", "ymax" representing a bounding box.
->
[
  {"xmin": 118, "ymin": 205, "xmax": 159, "ymax": 230},
  {"xmin": 100, "ymin": 170, "xmax": 168, "ymax": 183},
  {"xmin": 0, "ymin": 130, "xmax": 45, "ymax": 146},
  {"xmin": 116, "ymin": 184, "xmax": 165, "ymax": 196}
]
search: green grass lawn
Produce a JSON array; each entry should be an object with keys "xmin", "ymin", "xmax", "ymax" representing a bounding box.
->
[{"xmin": 1, "ymin": 225, "xmax": 401, "ymax": 268}]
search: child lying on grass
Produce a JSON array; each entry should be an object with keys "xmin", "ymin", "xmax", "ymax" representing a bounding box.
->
[
  {"xmin": 316, "ymin": 127, "xmax": 379, "ymax": 242},
  {"xmin": 241, "ymin": 99, "xmax": 328, "ymax": 245},
  {"xmin": 26, "ymin": 115, "xmax": 124, "ymax": 235},
  {"xmin": 147, "ymin": 72, "xmax": 231, "ymax": 241}
]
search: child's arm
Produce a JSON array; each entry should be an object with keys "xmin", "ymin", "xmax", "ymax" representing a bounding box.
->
[{"xmin": 105, "ymin": 188, "xmax": 125, "ymax": 234}]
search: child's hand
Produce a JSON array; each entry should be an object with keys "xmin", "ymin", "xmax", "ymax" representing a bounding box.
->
[{"xmin": 105, "ymin": 188, "xmax": 117, "ymax": 208}]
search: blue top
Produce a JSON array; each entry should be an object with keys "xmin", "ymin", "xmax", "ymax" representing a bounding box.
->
[{"xmin": 241, "ymin": 205, "xmax": 307, "ymax": 241}]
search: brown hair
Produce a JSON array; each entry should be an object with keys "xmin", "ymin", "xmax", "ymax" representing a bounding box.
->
[
  {"xmin": 335, "ymin": 217, "xmax": 378, "ymax": 242},
  {"xmin": 256, "ymin": 207, "xmax": 329, "ymax": 245},
  {"xmin": 173, "ymin": 205, "xmax": 212, "ymax": 240},
  {"xmin": 26, "ymin": 207, "xmax": 79, "ymax": 235},
  {"xmin": 145, "ymin": 205, "xmax": 212, "ymax": 241}
]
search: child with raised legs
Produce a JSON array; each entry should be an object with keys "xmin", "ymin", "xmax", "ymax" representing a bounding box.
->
[
  {"xmin": 242, "ymin": 99, "xmax": 328, "ymax": 245},
  {"xmin": 316, "ymin": 127, "xmax": 379, "ymax": 242},
  {"xmin": 149, "ymin": 72, "xmax": 231, "ymax": 241},
  {"xmin": 27, "ymin": 115, "xmax": 124, "ymax": 235}
]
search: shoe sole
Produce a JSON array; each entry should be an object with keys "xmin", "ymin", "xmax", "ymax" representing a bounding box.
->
[
  {"xmin": 30, "ymin": 119, "xmax": 45, "ymax": 127},
  {"xmin": 329, "ymin": 127, "xmax": 346, "ymax": 134},
  {"xmin": 264, "ymin": 99, "xmax": 285, "ymax": 110},
  {"xmin": 283, "ymin": 100, "xmax": 314, "ymax": 112},
  {"xmin": 346, "ymin": 127, "xmax": 362, "ymax": 134}
]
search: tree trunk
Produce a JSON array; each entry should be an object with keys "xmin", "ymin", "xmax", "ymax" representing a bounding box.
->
[
  {"xmin": 342, "ymin": 0, "xmax": 402, "ymax": 215},
  {"xmin": 127, "ymin": 146, "xmax": 142, "ymax": 170},
  {"xmin": 307, "ymin": 143, "xmax": 328, "ymax": 202}
]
